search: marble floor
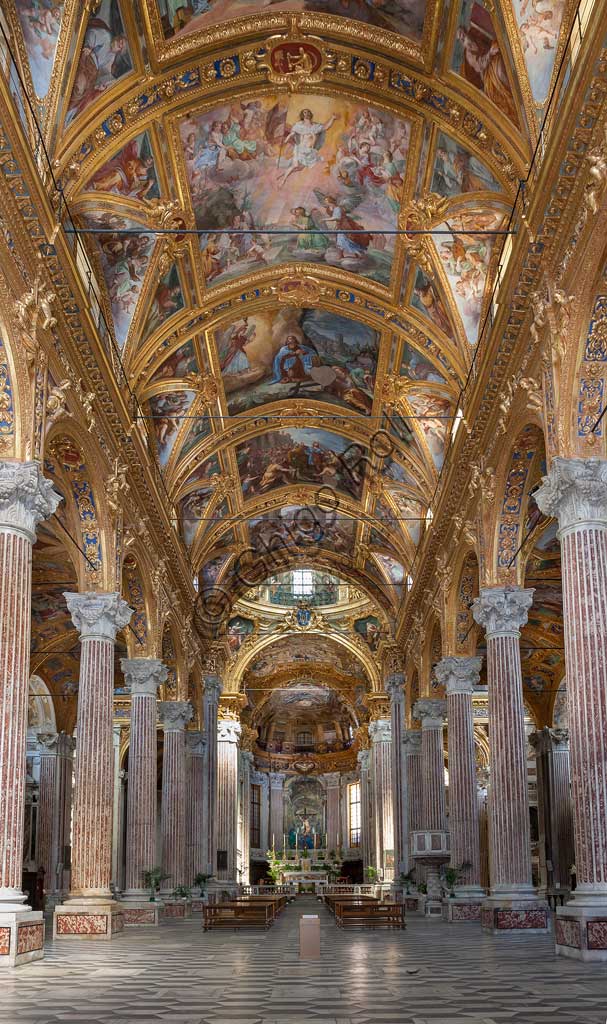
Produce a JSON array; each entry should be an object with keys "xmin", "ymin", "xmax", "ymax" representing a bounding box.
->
[{"xmin": 1, "ymin": 898, "xmax": 605, "ymax": 1024}]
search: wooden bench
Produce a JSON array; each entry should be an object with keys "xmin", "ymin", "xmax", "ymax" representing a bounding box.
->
[
  {"xmin": 233, "ymin": 896, "xmax": 286, "ymax": 920},
  {"xmin": 324, "ymin": 894, "xmax": 376, "ymax": 914},
  {"xmin": 203, "ymin": 902, "xmax": 273, "ymax": 931},
  {"xmin": 336, "ymin": 902, "xmax": 405, "ymax": 929}
]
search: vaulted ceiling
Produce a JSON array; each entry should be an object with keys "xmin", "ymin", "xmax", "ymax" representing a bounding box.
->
[{"xmin": 6, "ymin": 0, "xmax": 574, "ymax": 620}]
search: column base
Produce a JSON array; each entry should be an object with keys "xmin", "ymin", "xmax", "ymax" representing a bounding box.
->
[
  {"xmin": 162, "ymin": 899, "xmax": 192, "ymax": 919},
  {"xmin": 0, "ymin": 909, "xmax": 44, "ymax": 967},
  {"xmin": 555, "ymin": 903, "xmax": 607, "ymax": 961},
  {"xmin": 443, "ymin": 895, "xmax": 485, "ymax": 922},
  {"xmin": 118, "ymin": 899, "xmax": 162, "ymax": 926},
  {"xmin": 54, "ymin": 899, "xmax": 125, "ymax": 939},
  {"xmin": 480, "ymin": 895, "xmax": 549, "ymax": 934},
  {"xmin": 404, "ymin": 893, "xmax": 425, "ymax": 913},
  {"xmin": 424, "ymin": 897, "xmax": 443, "ymax": 918}
]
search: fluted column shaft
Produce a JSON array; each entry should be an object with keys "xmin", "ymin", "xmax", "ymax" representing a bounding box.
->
[
  {"xmin": 122, "ymin": 659, "xmax": 166, "ymax": 895},
  {"xmin": 239, "ymin": 751, "xmax": 253, "ymax": 884},
  {"xmin": 325, "ymin": 773, "xmax": 341, "ymax": 851},
  {"xmin": 369, "ymin": 718, "xmax": 394, "ymax": 879},
  {"xmin": 36, "ymin": 733, "xmax": 75, "ymax": 899},
  {"xmin": 536, "ymin": 459, "xmax": 607, "ymax": 905},
  {"xmin": 66, "ymin": 593, "xmax": 132, "ymax": 899},
  {"xmin": 531, "ymin": 728, "xmax": 574, "ymax": 892},
  {"xmin": 159, "ymin": 702, "xmax": 192, "ymax": 891},
  {"xmin": 436, "ymin": 657, "xmax": 484, "ymax": 895},
  {"xmin": 216, "ymin": 716, "xmax": 241, "ymax": 882},
  {"xmin": 0, "ymin": 463, "xmax": 60, "ymax": 911},
  {"xmin": 473, "ymin": 587, "xmax": 535, "ymax": 897},
  {"xmin": 186, "ymin": 732, "xmax": 206, "ymax": 886},
  {"xmin": 413, "ymin": 700, "xmax": 447, "ymax": 830},
  {"xmin": 357, "ymin": 750, "xmax": 371, "ymax": 869},
  {"xmin": 203, "ymin": 676, "xmax": 220, "ymax": 876},
  {"xmin": 269, "ymin": 773, "xmax": 286, "ymax": 849},
  {"xmin": 387, "ymin": 674, "xmax": 407, "ymax": 875}
]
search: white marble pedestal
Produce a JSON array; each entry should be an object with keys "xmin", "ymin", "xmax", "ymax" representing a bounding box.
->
[{"xmin": 0, "ymin": 910, "xmax": 44, "ymax": 967}]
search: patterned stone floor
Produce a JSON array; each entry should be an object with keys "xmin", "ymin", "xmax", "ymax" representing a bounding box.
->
[{"xmin": 0, "ymin": 897, "xmax": 605, "ymax": 1024}]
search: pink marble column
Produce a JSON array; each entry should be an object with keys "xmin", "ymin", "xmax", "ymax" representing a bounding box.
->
[
  {"xmin": 120, "ymin": 659, "xmax": 166, "ymax": 921},
  {"xmin": 186, "ymin": 731, "xmax": 206, "ymax": 887},
  {"xmin": 216, "ymin": 716, "xmax": 241, "ymax": 885},
  {"xmin": 369, "ymin": 717, "xmax": 394, "ymax": 880},
  {"xmin": 435, "ymin": 657, "xmax": 485, "ymax": 918},
  {"xmin": 268, "ymin": 772, "xmax": 286, "ymax": 850},
  {"xmin": 387, "ymin": 674, "xmax": 407, "ymax": 875},
  {"xmin": 54, "ymin": 592, "xmax": 132, "ymax": 940},
  {"xmin": 203, "ymin": 676, "xmax": 220, "ymax": 878},
  {"xmin": 0, "ymin": 462, "xmax": 60, "ymax": 965},
  {"xmin": 413, "ymin": 700, "xmax": 447, "ymax": 830},
  {"xmin": 325, "ymin": 772, "xmax": 341, "ymax": 852},
  {"xmin": 473, "ymin": 586, "xmax": 548, "ymax": 933},
  {"xmin": 239, "ymin": 751, "xmax": 253, "ymax": 884},
  {"xmin": 36, "ymin": 732, "xmax": 76, "ymax": 908},
  {"xmin": 536, "ymin": 457, "xmax": 607, "ymax": 959},
  {"xmin": 357, "ymin": 749, "xmax": 371, "ymax": 871},
  {"xmin": 158, "ymin": 701, "xmax": 192, "ymax": 895},
  {"xmin": 403, "ymin": 730, "xmax": 424, "ymax": 890},
  {"xmin": 530, "ymin": 727, "xmax": 574, "ymax": 896}
]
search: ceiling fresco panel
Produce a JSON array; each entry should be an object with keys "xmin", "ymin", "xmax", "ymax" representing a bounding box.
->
[
  {"xmin": 15, "ymin": 0, "xmax": 64, "ymax": 99},
  {"xmin": 179, "ymin": 94, "xmax": 412, "ymax": 288},
  {"xmin": 83, "ymin": 131, "xmax": 160, "ymax": 201},
  {"xmin": 511, "ymin": 0, "xmax": 566, "ymax": 106},
  {"xmin": 214, "ymin": 307, "xmax": 379, "ymax": 416},
  {"xmin": 85, "ymin": 214, "xmax": 155, "ymax": 348},
  {"xmin": 450, "ymin": 0, "xmax": 519, "ymax": 126},
  {"xmin": 156, "ymin": 0, "xmax": 427, "ymax": 43},
  {"xmin": 237, "ymin": 427, "xmax": 366, "ymax": 501},
  {"xmin": 65, "ymin": 0, "xmax": 134, "ymax": 127}
]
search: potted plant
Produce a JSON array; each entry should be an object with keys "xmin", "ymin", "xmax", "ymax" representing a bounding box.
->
[
  {"xmin": 399, "ymin": 870, "xmax": 415, "ymax": 895},
  {"xmin": 443, "ymin": 867, "xmax": 459, "ymax": 897},
  {"xmin": 142, "ymin": 867, "xmax": 170, "ymax": 901},
  {"xmin": 301, "ymin": 846, "xmax": 310, "ymax": 861},
  {"xmin": 365, "ymin": 865, "xmax": 379, "ymax": 883},
  {"xmin": 172, "ymin": 884, "xmax": 191, "ymax": 900},
  {"xmin": 266, "ymin": 848, "xmax": 286, "ymax": 885}
]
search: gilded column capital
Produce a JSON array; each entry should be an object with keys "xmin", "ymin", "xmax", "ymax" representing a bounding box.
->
[
  {"xmin": 120, "ymin": 657, "xmax": 167, "ymax": 696},
  {"xmin": 535, "ymin": 457, "xmax": 607, "ymax": 536},
  {"xmin": 0, "ymin": 460, "xmax": 62, "ymax": 542},
  {"xmin": 65, "ymin": 591, "xmax": 132, "ymax": 642},
  {"xmin": 435, "ymin": 656, "xmax": 482, "ymax": 696},
  {"xmin": 472, "ymin": 586, "xmax": 533, "ymax": 639},
  {"xmin": 158, "ymin": 700, "xmax": 193, "ymax": 732},
  {"xmin": 413, "ymin": 699, "xmax": 447, "ymax": 729}
]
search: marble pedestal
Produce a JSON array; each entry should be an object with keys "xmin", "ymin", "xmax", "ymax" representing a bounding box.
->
[
  {"xmin": 0, "ymin": 910, "xmax": 44, "ymax": 967},
  {"xmin": 443, "ymin": 896, "xmax": 483, "ymax": 922},
  {"xmin": 162, "ymin": 899, "xmax": 192, "ymax": 919},
  {"xmin": 118, "ymin": 899, "xmax": 162, "ymax": 926},
  {"xmin": 480, "ymin": 894, "xmax": 549, "ymax": 934},
  {"xmin": 54, "ymin": 900, "xmax": 125, "ymax": 939},
  {"xmin": 555, "ymin": 903, "xmax": 607, "ymax": 961}
]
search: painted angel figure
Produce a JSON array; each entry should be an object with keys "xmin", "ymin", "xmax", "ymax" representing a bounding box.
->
[
  {"xmin": 278, "ymin": 108, "xmax": 338, "ymax": 185},
  {"xmin": 313, "ymin": 187, "xmax": 372, "ymax": 259}
]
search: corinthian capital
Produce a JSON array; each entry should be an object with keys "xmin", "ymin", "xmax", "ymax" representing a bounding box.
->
[
  {"xmin": 368, "ymin": 718, "xmax": 391, "ymax": 743},
  {"xmin": 386, "ymin": 672, "xmax": 405, "ymax": 701},
  {"xmin": 203, "ymin": 675, "xmax": 221, "ymax": 703},
  {"xmin": 472, "ymin": 586, "xmax": 533, "ymax": 639},
  {"xmin": 413, "ymin": 699, "xmax": 447, "ymax": 729},
  {"xmin": 535, "ymin": 457, "xmax": 607, "ymax": 535},
  {"xmin": 121, "ymin": 658, "xmax": 167, "ymax": 696},
  {"xmin": 435, "ymin": 656, "xmax": 482, "ymax": 696},
  {"xmin": 402, "ymin": 729, "xmax": 422, "ymax": 754},
  {"xmin": 0, "ymin": 461, "xmax": 62, "ymax": 542},
  {"xmin": 64, "ymin": 591, "xmax": 132, "ymax": 642},
  {"xmin": 158, "ymin": 700, "xmax": 193, "ymax": 732}
]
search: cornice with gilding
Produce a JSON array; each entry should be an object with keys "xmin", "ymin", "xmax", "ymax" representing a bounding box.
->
[{"xmin": 397, "ymin": 29, "xmax": 607, "ymax": 642}]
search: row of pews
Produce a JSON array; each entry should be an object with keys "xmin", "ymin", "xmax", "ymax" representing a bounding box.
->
[
  {"xmin": 202, "ymin": 893, "xmax": 288, "ymax": 931},
  {"xmin": 324, "ymin": 893, "xmax": 406, "ymax": 929}
]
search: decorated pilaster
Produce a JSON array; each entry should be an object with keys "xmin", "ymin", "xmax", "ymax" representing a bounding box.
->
[
  {"xmin": 203, "ymin": 676, "xmax": 221, "ymax": 877},
  {"xmin": 324, "ymin": 773, "xmax": 341, "ymax": 852},
  {"xmin": 356, "ymin": 748, "xmax": 371, "ymax": 872},
  {"xmin": 216, "ymin": 713, "xmax": 242, "ymax": 886},
  {"xmin": 435, "ymin": 657, "xmax": 485, "ymax": 921},
  {"xmin": 186, "ymin": 732, "xmax": 206, "ymax": 897},
  {"xmin": 158, "ymin": 701, "xmax": 192, "ymax": 913},
  {"xmin": 536, "ymin": 458, "xmax": 607, "ymax": 958},
  {"xmin": 386, "ymin": 673, "xmax": 407, "ymax": 876},
  {"xmin": 54, "ymin": 592, "xmax": 133, "ymax": 940},
  {"xmin": 411, "ymin": 700, "xmax": 449, "ymax": 917},
  {"xmin": 368, "ymin": 701, "xmax": 394, "ymax": 880},
  {"xmin": 36, "ymin": 732, "xmax": 76, "ymax": 911},
  {"xmin": 268, "ymin": 772, "xmax": 286, "ymax": 851},
  {"xmin": 473, "ymin": 587, "xmax": 548, "ymax": 934},
  {"xmin": 0, "ymin": 463, "xmax": 60, "ymax": 965},
  {"xmin": 119, "ymin": 658, "xmax": 166, "ymax": 925},
  {"xmin": 529, "ymin": 728, "xmax": 574, "ymax": 899}
]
